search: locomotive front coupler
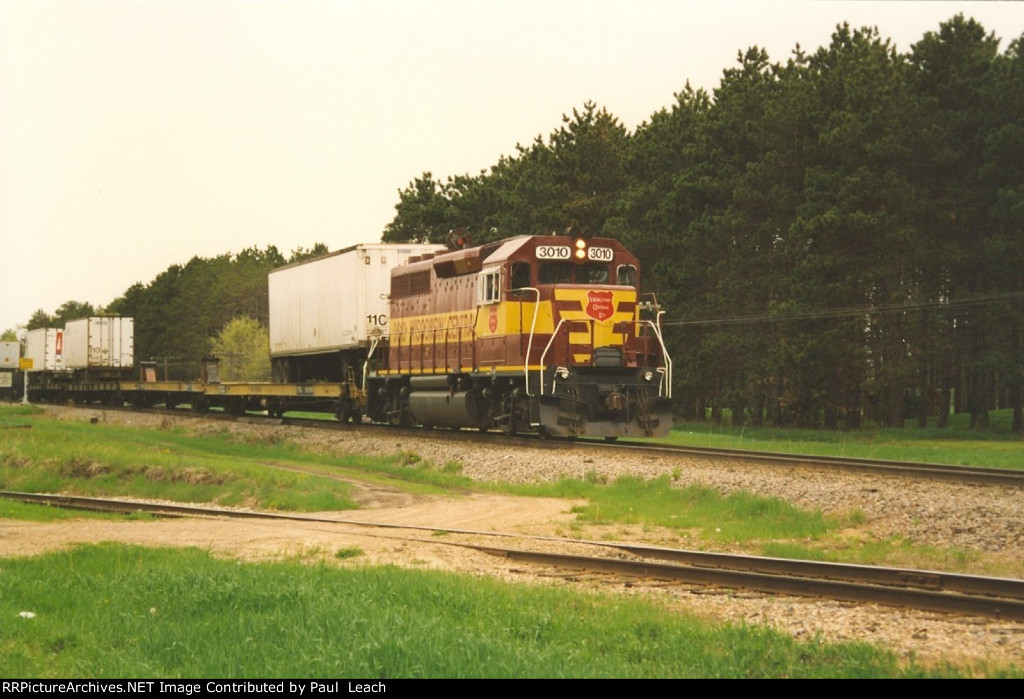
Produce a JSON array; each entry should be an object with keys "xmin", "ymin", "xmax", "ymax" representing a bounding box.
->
[{"xmin": 603, "ymin": 389, "xmax": 627, "ymax": 412}]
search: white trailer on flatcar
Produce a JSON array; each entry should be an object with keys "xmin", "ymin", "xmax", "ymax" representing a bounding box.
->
[
  {"xmin": 268, "ymin": 243, "xmax": 444, "ymax": 383},
  {"xmin": 0, "ymin": 341, "xmax": 19, "ymax": 370},
  {"xmin": 63, "ymin": 317, "xmax": 134, "ymax": 370},
  {"xmin": 25, "ymin": 328, "xmax": 64, "ymax": 371}
]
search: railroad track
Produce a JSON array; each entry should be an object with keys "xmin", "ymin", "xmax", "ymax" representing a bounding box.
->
[
  {"xmin": 5, "ymin": 490, "xmax": 1024, "ymax": 623},
  {"xmin": 26, "ymin": 402, "xmax": 1024, "ymax": 488},
  {"xmin": 601, "ymin": 440, "xmax": 1024, "ymax": 488},
  {"xmin": 275, "ymin": 413, "xmax": 1024, "ymax": 488}
]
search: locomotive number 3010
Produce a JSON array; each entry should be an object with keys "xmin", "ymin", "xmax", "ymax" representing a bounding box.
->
[{"xmin": 536, "ymin": 245, "xmax": 571, "ymax": 260}]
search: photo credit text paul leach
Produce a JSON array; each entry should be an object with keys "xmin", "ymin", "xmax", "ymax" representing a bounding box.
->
[{"xmin": 2, "ymin": 682, "xmax": 388, "ymax": 696}]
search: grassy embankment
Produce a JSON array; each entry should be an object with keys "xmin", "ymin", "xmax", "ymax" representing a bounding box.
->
[
  {"xmin": 2, "ymin": 404, "xmax": 1020, "ymax": 572},
  {"xmin": 0, "ymin": 404, "xmax": 1021, "ymax": 677},
  {"xmin": 658, "ymin": 410, "xmax": 1024, "ymax": 469}
]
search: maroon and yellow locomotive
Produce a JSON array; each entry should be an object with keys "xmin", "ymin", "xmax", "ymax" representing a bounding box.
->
[{"xmin": 367, "ymin": 233, "xmax": 672, "ymax": 438}]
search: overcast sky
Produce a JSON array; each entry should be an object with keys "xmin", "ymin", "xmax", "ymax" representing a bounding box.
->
[{"xmin": 1, "ymin": 0, "xmax": 1022, "ymax": 332}]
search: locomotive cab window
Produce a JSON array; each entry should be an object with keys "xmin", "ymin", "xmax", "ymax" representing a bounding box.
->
[
  {"xmin": 539, "ymin": 262, "xmax": 611, "ymax": 285},
  {"xmin": 581, "ymin": 264, "xmax": 609, "ymax": 284},
  {"xmin": 509, "ymin": 262, "xmax": 531, "ymax": 291},
  {"xmin": 478, "ymin": 269, "xmax": 501, "ymax": 305},
  {"xmin": 539, "ymin": 262, "xmax": 572, "ymax": 284},
  {"xmin": 617, "ymin": 265, "xmax": 637, "ymax": 287}
]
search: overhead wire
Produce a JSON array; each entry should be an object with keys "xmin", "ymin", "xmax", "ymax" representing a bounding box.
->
[{"xmin": 663, "ymin": 291, "xmax": 1024, "ymax": 328}]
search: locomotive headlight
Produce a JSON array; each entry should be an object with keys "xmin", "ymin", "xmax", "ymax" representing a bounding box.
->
[
  {"xmin": 643, "ymin": 370, "xmax": 654, "ymax": 382},
  {"xmin": 574, "ymin": 238, "xmax": 587, "ymax": 260}
]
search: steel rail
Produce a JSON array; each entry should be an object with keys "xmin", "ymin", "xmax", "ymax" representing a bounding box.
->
[
  {"xmin": 483, "ymin": 548, "xmax": 1024, "ymax": 622},
  {"xmin": 4, "ymin": 491, "xmax": 1024, "ymax": 622},
  {"xmin": 603, "ymin": 440, "xmax": 1024, "ymax": 487}
]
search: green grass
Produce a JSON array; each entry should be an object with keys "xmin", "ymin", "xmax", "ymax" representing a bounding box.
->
[
  {"xmin": 0, "ymin": 499, "xmax": 154, "ymax": 523},
  {"xmin": 515, "ymin": 474, "xmax": 838, "ymax": 544},
  {"xmin": 760, "ymin": 540, "xmax": 981, "ymax": 569},
  {"xmin": 0, "ymin": 544, "xmax": 994, "ymax": 678},
  {"xmin": 0, "ymin": 407, "xmax": 470, "ymax": 511},
  {"xmin": 658, "ymin": 409, "xmax": 1024, "ymax": 469}
]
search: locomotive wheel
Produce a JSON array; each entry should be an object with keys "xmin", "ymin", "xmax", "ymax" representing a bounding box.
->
[
  {"xmin": 337, "ymin": 399, "xmax": 353, "ymax": 423},
  {"xmin": 387, "ymin": 400, "xmax": 410, "ymax": 427},
  {"xmin": 501, "ymin": 393, "xmax": 521, "ymax": 437}
]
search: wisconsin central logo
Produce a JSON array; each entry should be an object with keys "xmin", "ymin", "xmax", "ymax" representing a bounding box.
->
[{"xmin": 585, "ymin": 291, "xmax": 614, "ymax": 322}]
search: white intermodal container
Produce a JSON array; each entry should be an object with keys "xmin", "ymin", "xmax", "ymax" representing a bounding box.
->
[
  {"xmin": 0, "ymin": 341, "xmax": 18, "ymax": 370},
  {"xmin": 268, "ymin": 243, "xmax": 445, "ymax": 358},
  {"xmin": 63, "ymin": 317, "xmax": 134, "ymax": 369},
  {"xmin": 25, "ymin": 328, "xmax": 65, "ymax": 371}
]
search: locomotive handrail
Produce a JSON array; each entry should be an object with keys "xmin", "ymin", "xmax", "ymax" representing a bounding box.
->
[
  {"xmin": 636, "ymin": 319, "xmax": 673, "ymax": 399},
  {"xmin": 363, "ymin": 336, "xmax": 380, "ymax": 393},
  {"xmin": 535, "ymin": 317, "xmax": 671, "ymax": 399},
  {"xmin": 470, "ymin": 306, "xmax": 482, "ymax": 372},
  {"xmin": 537, "ymin": 317, "xmax": 572, "ymax": 396},
  {"xmin": 519, "ymin": 288, "xmax": 541, "ymax": 397}
]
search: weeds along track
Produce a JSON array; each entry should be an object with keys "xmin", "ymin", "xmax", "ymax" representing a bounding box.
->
[
  {"xmin": 4, "ymin": 491, "xmax": 1024, "ymax": 623},
  {"xmin": 39, "ymin": 401, "xmax": 1024, "ymax": 488},
  {"xmin": 596, "ymin": 440, "xmax": 1024, "ymax": 488}
]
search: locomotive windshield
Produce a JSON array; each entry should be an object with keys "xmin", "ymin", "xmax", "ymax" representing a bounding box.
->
[{"xmin": 538, "ymin": 262, "xmax": 610, "ymax": 285}]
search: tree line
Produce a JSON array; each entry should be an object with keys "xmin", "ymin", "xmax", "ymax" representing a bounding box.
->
[
  {"xmin": 381, "ymin": 16, "xmax": 1024, "ymax": 431},
  {"xmin": 22, "ymin": 244, "xmax": 327, "ymax": 380}
]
